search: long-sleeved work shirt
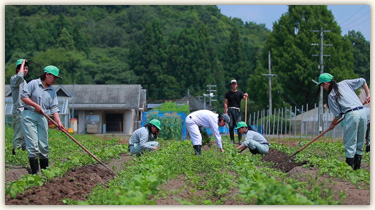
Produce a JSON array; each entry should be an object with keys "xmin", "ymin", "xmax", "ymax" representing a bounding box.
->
[
  {"xmin": 188, "ymin": 110, "xmax": 223, "ymax": 148},
  {"xmin": 328, "ymin": 78, "xmax": 366, "ymax": 119},
  {"xmin": 10, "ymin": 71, "xmax": 27, "ymax": 113}
]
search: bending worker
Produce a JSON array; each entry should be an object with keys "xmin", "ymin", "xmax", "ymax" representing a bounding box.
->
[
  {"xmin": 317, "ymin": 73, "xmax": 370, "ymax": 170},
  {"xmin": 185, "ymin": 110, "xmax": 230, "ymax": 155},
  {"xmin": 128, "ymin": 119, "xmax": 161, "ymax": 156},
  {"xmin": 236, "ymin": 121, "xmax": 270, "ymax": 155}
]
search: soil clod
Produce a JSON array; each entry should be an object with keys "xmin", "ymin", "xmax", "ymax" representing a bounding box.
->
[{"xmin": 261, "ymin": 148, "xmax": 308, "ymax": 173}]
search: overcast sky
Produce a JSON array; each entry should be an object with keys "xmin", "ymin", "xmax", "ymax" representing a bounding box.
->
[{"xmin": 217, "ymin": 5, "xmax": 370, "ymax": 41}]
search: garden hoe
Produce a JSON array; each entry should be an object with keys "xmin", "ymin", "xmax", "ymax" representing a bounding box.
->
[
  {"xmin": 290, "ymin": 101, "xmax": 367, "ymax": 159},
  {"xmin": 41, "ymin": 112, "xmax": 115, "ymax": 175},
  {"xmin": 245, "ymin": 97, "xmax": 248, "ymax": 124},
  {"xmin": 289, "ymin": 117, "xmax": 343, "ymax": 159}
]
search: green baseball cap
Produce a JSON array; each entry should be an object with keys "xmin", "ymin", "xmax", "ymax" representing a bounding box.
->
[
  {"xmin": 44, "ymin": 65, "xmax": 62, "ymax": 79},
  {"xmin": 150, "ymin": 119, "xmax": 161, "ymax": 130},
  {"xmin": 235, "ymin": 121, "xmax": 248, "ymax": 130},
  {"xmin": 317, "ymin": 73, "xmax": 333, "ymax": 86},
  {"xmin": 16, "ymin": 59, "xmax": 28, "ymax": 67}
]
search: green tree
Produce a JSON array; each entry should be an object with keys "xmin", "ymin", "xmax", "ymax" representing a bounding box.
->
[
  {"xmin": 138, "ymin": 19, "xmax": 167, "ymax": 99},
  {"xmin": 33, "ymin": 21, "xmax": 56, "ymax": 51},
  {"xmin": 57, "ymin": 28, "xmax": 75, "ymax": 50},
  {"xmin": 53, "ymin": 14, "xmax": 70, "ymax": 40},
  {"xmin": 224, "ymin": 25, "xmax": 252, "ymax": 86},
  {"xmin": 72, "ymin": 25, "xmax": 90, "ymax": 56},
  {"xmin": 346, "ymin": 30, "xmax": 370, "ymax": 86},
  {"xmin": 249, "ymin": 5, "xmax": 356, "ymax": 112}
]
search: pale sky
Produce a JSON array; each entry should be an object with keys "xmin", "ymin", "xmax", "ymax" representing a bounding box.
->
[{"xmin": 217, "ymin": 5, "xmax": 371, "ymax": 41}]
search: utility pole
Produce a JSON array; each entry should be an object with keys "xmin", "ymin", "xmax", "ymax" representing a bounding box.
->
[
  {"xmin": 311, "ymin": 27, "xmax": 331, "ymax": 134},
  {"xmin": 262, "ymin": 51, "xmax": 277, "ymax": 116},
  {"xmin": 207, "ymin": 84, "xmax": 217, "ymax": 106}
]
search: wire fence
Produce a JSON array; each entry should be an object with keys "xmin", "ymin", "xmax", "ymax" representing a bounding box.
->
[{"xmin": 248, "ymin": 103, "xmax": 345, "ymax": 139}]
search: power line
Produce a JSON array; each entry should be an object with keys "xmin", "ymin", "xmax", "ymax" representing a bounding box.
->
[
  {"xmin": 341, "ymin": 17, "xmax": 370, "ymax": 31},
  {"xmin": 338, "ymin": 5, "xmax": 366, "ymax": 25},
  {"xmin": 340, "ymin": 10, "xmax": 370, "ymax": 28}
]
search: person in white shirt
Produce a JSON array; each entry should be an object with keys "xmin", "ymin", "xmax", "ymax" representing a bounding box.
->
[{"xmin": 185, "ymin": 110, "xmax": 230, "ymax": 155}]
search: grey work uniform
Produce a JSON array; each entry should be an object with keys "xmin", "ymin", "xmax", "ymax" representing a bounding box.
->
[
  {"xmin": 21, "ymin": 78, "xmax": 60, "ymax": 159},
  {"xmin": 128, "ymin": 127, "xmax": 159, "ymax": 156},
  {"xmin": 242, "ymin": 130, "xmax": 269, "ymax": 154},
  {"xmin": 328, "ymin": 78, "xmax": 367, "ymax": 158},
  {"xmin": 10, "ymin": 71, "xmax": 27, "ymax": 150}
]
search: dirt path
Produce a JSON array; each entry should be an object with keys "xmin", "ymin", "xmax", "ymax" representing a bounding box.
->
[
  {"xmin": 288, "ymin": 166, "xmax": 370, "ymax": 205},
  {"xmin": 5, "ymin": 153, "xmax": 132, "ymax": 205}
]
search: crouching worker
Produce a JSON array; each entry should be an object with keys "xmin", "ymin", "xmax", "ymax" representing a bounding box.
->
[
  {"xmin": 128, "ymin": 119, "xmax": 161, "ymax": 156},
  {"xmin": 236, "ymin": 121, "xmax": 269, "ymax": 155}
]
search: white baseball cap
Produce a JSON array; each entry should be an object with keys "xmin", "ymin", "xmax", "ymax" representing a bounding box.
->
[{"xmin": 231, "ymin": 79, "xmax": 237, "ymax": 84}]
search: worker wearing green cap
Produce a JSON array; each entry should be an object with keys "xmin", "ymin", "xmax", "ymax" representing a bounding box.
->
[
  {"xmin": 128, "ymin": 119, "xmax": 161, "ymax": 156},
  {"xmin": 10, "ymin": 59, "xmax": 29, "ymax": 155},
  {"xmin": 235, "ymin": 121, "xmax": 269, "ymax": 154},
  {"xmin": 317, "ymin": 73, "xmax": 370, "ymax": 170},
  {"xmin": 21, "ymin": 65, "xmax": 63, "ymax": 174}
]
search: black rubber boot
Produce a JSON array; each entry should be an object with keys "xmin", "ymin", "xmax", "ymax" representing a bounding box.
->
[
  {"xmin": 28, "ymin": 158, "xmax": 40, "ymax": 174},
  {"xmin": 249, "ymin": 148, "xmax": 260, "ymax": 155},
  {"xmin": 193, "ymin": 145, "xmax": 202, "ymax": 155},
  {"xmin": 39, "ymin": 158, "xmax": 49, "ymax": 170},
  {"xmin": 366, "ymin": 145, "xmax": 370, "ymax": 152},
  {"xmin": 354, "ymin": 154, "xmax": 362, "ymax": 170},
  {"xmin": 345, "ymin": 157, "xmax": 354, "ymax": 170}
]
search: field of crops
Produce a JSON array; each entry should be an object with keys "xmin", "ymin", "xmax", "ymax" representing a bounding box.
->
[{"xmin": 4, "ymin": 126, "xmax": 370, "ymax": 205}]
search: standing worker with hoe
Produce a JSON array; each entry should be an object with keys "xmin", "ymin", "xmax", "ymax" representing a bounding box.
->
[
  {"xmin": 10, "ymin": 59, "xmax": 29, "ymax": 155},
  {"xmin": 224, "ymin": 79, "xmax": 248, "ymax": 144},
  {"xmin": 21, "ymin": 65, "xmax": 64, "ymax": 174},
  {"xmin": 317, "ymin": 73, "xmax": 370, "ymax": 170},
  {"xmin": 185, "ymin": 110, "xmax": 230, "ymax": 155}
]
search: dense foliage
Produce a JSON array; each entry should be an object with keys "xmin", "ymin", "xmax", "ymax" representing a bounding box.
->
[
  {"xmin": 5, "ymin": 5, "xmax": 369, "ymax": 113},
  {"xmin": 5, "ymin": 5, "xmax": 267, "ymax": 104}
]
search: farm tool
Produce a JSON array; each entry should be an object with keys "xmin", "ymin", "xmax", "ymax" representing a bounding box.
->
[
  {"xmin": 245, "ymin": 97, "xmax": 248, "ymax": 124},
  {"xmin": 41, "ymin": 112, "xmax": 115, "ymax": 175},
  {"xmin": 289, "ymin": 117, "xmax": 343, "ymax": 158},
  {"xmin": 290, "ymin": 101, "xmax": 368, "ymax": 158}
]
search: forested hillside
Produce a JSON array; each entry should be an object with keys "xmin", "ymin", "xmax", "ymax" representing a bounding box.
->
[{"xmin": 5, "ymin": 5, "xmax": 369, "ymax": 113}]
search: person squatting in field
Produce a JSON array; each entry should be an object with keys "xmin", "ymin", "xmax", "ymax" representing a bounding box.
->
[
  {"xmin": 185, "ymin": 110, "xmax": 230, "ymax": 155},
  {"xmin": 128, "ymin": 119, "xmax": 161, "ymax": 156},
  {"xmin": 224, "ymin": 79, "xmax": 248, "ymax": 145},
  {"xmin": 235, "ymin": 121, "xmax": 270, "ymax": 155},
  {"xmin": 10, "ymin": 59, "xmax": 29, "ymax": 155},
  {"xmin": 317, "ymin": 73, "xmax": 370, "ymax": 170},
  {"xmin": 21, "ymin": 65, "xmax": 64, "ymax": 174}
]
